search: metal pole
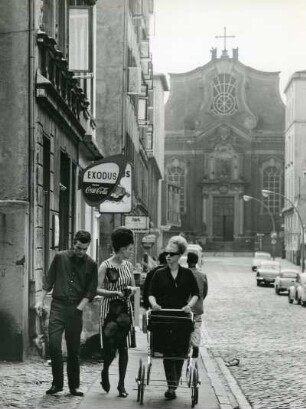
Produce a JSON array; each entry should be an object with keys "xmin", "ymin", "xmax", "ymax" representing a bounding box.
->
[
  {"xmin": 262, "ymin": 190, "xmax": 305, "ymax": 272},
  {"xmin": 244, "ymin": 196, "xmax": 276, "ymax": 260}
]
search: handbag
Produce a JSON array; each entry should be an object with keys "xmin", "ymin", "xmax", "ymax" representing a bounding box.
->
[{"xmin": 107, "ymin": 299, "xmax": 131, "ymax": 335}]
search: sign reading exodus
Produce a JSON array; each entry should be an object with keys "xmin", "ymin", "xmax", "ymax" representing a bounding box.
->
[
  {"xmin": 99, "ymin": 163, "xmax": 132, "ymax": 213},
  {"xmin": 82, "ymin": 155, "xmax": 127, "ymax": 206}
]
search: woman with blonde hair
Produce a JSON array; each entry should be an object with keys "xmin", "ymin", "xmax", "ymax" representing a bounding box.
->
[{"xmin": 148, "ymin": 235, "xmax": 199, "ymax": 400}]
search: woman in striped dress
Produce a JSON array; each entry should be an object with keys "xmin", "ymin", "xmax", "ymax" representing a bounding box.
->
[{"xmin": 97, "ymin": 227, "xmax": 136, "ymax": 398}]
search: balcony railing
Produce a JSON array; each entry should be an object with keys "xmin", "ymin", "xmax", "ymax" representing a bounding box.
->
[{"xmin": 37, "ymin": 31, "xmax": 90, "ymax": 122}]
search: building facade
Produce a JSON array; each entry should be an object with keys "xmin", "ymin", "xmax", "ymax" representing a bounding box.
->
[
  {"xmin": 163, "ymin": 48, "xmax": 285, "ymax": 253},
  {"xmin": 284, "ymin": 71, "xmax": 306, "ymax": 265},
  {"xmin": 0, "ymin": 0, "xmax": 102, "ymax": 360},
  {"xmin": 95, "ymin": 0, "xmax": 162, "ymax": 264}
]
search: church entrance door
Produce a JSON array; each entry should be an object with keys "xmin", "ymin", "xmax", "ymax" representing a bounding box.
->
[{"xmin": 213, "ymin": 196, "xmax": 234, "ymax": 241}]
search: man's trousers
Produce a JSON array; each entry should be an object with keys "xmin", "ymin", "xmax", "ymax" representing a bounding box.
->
[{"xmin": 48, "ymin": 299, "xmax": 83, "ymax": 390}]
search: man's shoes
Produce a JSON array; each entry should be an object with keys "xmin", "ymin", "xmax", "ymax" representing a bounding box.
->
[
  {"xmin": 192, "ymin": 346, "xmax": 199, "ymax": 358},
  {"xmin": 70, "ymin": 388, "xmax": 84, "ymax": 397},
  {"xmin": 164, "ymin": 388, "xmax": 176, "ymax": 400},
  {"xmin": 46, "ymin": 385, "xmax": 63, "ymax": 395}
]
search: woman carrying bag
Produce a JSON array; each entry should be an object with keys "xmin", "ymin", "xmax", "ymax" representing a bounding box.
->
[{"xmin": 97, "ymin": 227, "xmax": 137, "ymax": 398}]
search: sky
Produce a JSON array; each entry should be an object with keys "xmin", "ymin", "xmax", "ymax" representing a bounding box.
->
[{"xmin": 150, "ymin": 0, "xmax": 306, "ymax": 99}]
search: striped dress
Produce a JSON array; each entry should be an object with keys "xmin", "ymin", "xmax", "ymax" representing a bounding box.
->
[{"xmin": 99, "ymin": 259, "xmax": 134, "ymax": 346}]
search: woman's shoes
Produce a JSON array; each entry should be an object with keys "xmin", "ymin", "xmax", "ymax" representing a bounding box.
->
[
  {"xmin": 100, "ymin": 369, "xmax": 110, "ymax": 393},
  {"xmin": 117, "ymin": 385, "xmax": 128, "ymax": 398}
]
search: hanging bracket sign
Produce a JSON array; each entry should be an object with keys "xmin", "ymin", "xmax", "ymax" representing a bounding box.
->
[{"xmin": 82, "ymin": 155, "xmax": 127, "ymax": 206}]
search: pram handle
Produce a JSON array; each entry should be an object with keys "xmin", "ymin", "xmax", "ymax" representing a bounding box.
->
[
  {"xmin": 151, "ymin": 308, "xmax": 190, "ymax": 311},
  {"xmin": 147, "ymin": 309, "xmax": 194, "ymax": 320}
]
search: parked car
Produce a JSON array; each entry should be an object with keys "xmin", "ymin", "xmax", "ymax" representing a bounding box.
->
[
  {"xmin": 288, "ymin": 272, "xmax": 306, "ymax": 306},
  {"xmin": 251, "ymin": 251, "xmax": 272, "ymax": 271},
  {"xmin": 256, "ymin": 260, "xmax": 281, "ymax": 286},
  {"xmin": 274, "ymin": 269, "xmax": 299, "ymax": 294}
]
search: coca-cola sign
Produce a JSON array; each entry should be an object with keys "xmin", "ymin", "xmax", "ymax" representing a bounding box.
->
[{"xmin": 82, "ymin": 155, "xmax": 127, "ymax": 206}]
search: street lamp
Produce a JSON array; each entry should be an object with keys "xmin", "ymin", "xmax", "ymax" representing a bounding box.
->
[
  {"xmin": 243, "ymin": 195, "xmax": 276, "ymax": 260},
  {"xmin": 261, "ymin": 189, "xmax": 305, "ymax": 272}
]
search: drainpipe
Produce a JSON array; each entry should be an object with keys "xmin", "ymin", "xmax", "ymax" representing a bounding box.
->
[{"xmin": 27, "ymin": 0, "xmax": 35, "ymax": 355}]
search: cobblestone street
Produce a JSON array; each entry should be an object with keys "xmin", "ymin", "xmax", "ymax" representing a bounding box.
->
[
  {"xmin": 2, "ymin": 255, "xmax": 306, "ymax": 409},
  {"xmin": 0, "ymin": 358, "xmax": 101, "ymax": 409},
  {"xmin": 204, "ymin": 256, "xmax": 306, "ymax": 409}
]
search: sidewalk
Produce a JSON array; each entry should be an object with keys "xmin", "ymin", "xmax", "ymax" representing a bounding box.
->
[{"xmin": 79, "ymin": 327, "xmax": 232, "ymax": 409}]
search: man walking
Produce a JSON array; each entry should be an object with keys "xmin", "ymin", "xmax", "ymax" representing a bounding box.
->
[
  {"xmin": 187, "ymin": 252, "xmax": 208, "ymax": 358},
  {"xmin": 35, "ymin": 230, "xmax": 98, "ymax": 396}
]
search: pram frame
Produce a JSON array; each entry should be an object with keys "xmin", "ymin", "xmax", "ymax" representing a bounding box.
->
[{"xmin": 136, "ymin": 309, "xmax": 200, "ymax": 407}]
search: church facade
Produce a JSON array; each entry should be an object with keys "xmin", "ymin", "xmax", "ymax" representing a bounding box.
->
[{"xmin": 163, "ymin": 48, "xmax": 285, "ymax": 253}]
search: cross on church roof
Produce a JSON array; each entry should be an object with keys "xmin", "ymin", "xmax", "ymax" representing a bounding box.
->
[{"xmin": 215, "ymin": 27, "xmax": 235, "ymax": 54}]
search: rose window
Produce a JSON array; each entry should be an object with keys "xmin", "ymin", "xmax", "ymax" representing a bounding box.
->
[{"xmin": 211, "ymin": 74, "xmax": 238, "ymax": 116}]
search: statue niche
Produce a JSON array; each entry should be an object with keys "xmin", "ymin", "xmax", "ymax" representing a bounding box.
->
[{"xmin": 209, "ymin": 143, "xmax": 239, "ymax": 181}]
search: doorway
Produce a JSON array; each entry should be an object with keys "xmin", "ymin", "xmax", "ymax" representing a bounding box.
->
[
  {"xmin": 43, "ymin": 136, "xmax": 50, "ymax": 271},
  {"xmin": 213, "ymin": 196, "xmax": 234, "ymax": 241}
]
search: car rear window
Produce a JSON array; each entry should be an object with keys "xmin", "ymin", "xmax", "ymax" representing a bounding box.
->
[
  {"xmin": 259, "ymin": 262, "xmax": 280, "ymax": 269},
  {"xmin": 281, "ymin": 272, "xmax": 298, "ymax": 278}
]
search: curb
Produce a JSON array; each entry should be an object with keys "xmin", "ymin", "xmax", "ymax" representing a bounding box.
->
[
  {"xmin": 215, "ymin": 358, "xmax": 252, "ymax": 409},
  {"xmin": 201, "ymin": 325, "xmax": 252, "ymax": 409},
  {"xmin": 200, "ymin": 344, "xmax": 238, "ymax": 409}
]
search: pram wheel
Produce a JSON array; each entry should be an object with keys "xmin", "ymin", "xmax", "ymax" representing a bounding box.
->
[
  {"xmin": 136, "ymin": 359, "xmax": 142, "ymax": 402},
  {"xmin": 191, "ymin": 361, "xmax": 199, "ymax": 407},
  {"xmin": 136, "ymin": 358, "xmax": 146, "ymax": 405},
  {"xmin": 186, "ymin": 357, "xmax": 192, "ymax": 387},
  {"xmin": 147, "ymin": 362, "xmax": 152, "ymax": 385}
]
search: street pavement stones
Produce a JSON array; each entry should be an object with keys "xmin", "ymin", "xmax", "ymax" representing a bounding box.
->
[
  {"xmin": 79, "ymin": 327, "xmax": 233, "ymax": 409},
  {"xmin": 0, "ymin": 323, "xmax": 249, "ymax": 409}
]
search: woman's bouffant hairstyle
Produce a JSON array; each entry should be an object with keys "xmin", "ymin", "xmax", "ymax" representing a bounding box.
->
[
  {"xmin": 168, "ymin": 235, "xmax": 188, "ymax": 255},
  {"xmin": 111, "ymin": 227, "xmax": 134, "ymax": 252}
]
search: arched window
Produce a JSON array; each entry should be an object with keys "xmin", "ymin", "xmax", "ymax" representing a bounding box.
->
[
  {"xmin": 210, "ymin": 74, "xmax": 238, "ymax": 116},
  {"xmin": 262, "ymin": 166, "xmax": 282, "ymax": 214},
  {"xmin": 167, "ymin": 161, "xmax": 186, "ymax": 214}
]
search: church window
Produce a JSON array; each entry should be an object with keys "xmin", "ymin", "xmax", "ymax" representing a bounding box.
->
[
  {"xmin": 211, "ymin": 74, "xmax": 238, "ymax": 116},
  {"xmin": 262, "ymin": 166, "xmax": 282, "ymax": 214},
  {"xmin": 167, "ymin": 164, "xmax": 186, "ymax": 214}
]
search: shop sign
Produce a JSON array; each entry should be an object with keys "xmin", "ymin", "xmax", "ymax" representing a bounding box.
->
[
  {"xmin": 124, "ymin": 215, "xmax": 149, "ymax": 231},
  {"xmin": 99, "ymin": 163, "xmax": 132, "ymax": 213},
  {"xmin": 82, "ymin": 155, "xmax": 127, "ymax": 206}
]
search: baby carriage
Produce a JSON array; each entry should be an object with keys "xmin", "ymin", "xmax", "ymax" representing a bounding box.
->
[{"xmin": 136, "ymin": 309, "xmax": 200, "ymax": 407}]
